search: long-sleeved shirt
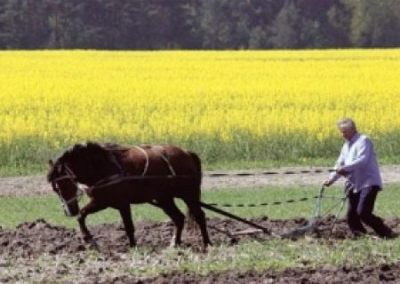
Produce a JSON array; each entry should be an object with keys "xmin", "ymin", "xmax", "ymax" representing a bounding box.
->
[{"xmin": 329, "ymin": 132, "xmax": 382, "ymax": 192}]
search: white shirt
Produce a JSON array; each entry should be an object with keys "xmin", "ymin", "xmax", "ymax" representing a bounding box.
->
[{"xmin": 329, "ymin": 133, "xmax": 382, "ymax": 191}]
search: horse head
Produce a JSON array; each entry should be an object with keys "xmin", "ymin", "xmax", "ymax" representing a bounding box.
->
[
  {"xmin": 47, "ymin": 159, "xmax": 81, "ymax": 217},
  {"xmin": 47, "ymin": 142, "xmax": 125, "ymax": 216}
]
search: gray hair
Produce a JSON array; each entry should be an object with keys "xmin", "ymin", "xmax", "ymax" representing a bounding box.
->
[{"xmin": 337, "ymin": 118, "xmax": 357, "ymax": 131}]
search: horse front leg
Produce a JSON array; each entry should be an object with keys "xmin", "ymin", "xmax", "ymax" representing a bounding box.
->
[
  {"xmin": 78, "ymin": 200, "xmax": 105, "ymax": 244},
  {"xmin": 118, "ymin": 204, "xmax": 136, "ymax": 247}
]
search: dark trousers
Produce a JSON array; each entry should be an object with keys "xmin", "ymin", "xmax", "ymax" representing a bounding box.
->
[{"xmin": 347, "ymin": 186, "xmax": 392, "ymax": 237}]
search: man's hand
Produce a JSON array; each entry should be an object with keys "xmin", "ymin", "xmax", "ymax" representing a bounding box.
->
[
  {"xmin": 336, "ymin": 167, "xmax": 347, "ymax": 176},
  {"xmin": 323, "ymin": 179, "xmax": 333, "ymax": 187}
]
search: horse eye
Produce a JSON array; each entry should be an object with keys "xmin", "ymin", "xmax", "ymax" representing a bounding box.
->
[{"xmin": 52, "ymin": 182, "xmax": 60, "ymax": 193}]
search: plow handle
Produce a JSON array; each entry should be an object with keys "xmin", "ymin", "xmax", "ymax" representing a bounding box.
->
[{"xmin": 313, "ymin": 185, "xmax": 327, "ymax": 218}]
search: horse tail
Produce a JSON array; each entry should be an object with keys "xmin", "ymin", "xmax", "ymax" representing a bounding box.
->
[{"xmin": 186, "ymin": 151, "xmax": 203, "ymax": 227}]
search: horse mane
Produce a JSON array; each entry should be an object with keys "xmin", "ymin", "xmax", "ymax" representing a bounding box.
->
[
  {"xmin": 102, "ymin": 142, "xmax": 130, "ymax": 152},
  {"xmin": 85, "ymin": 142, "xmax": 127, "ymax": 173},
  {"xmin": 47, "ymin": 161, "xmax": 59, "ymax": 182},
  {"xmin": 47, "ymin": 143, "xmax": 86, "ymax": 182},
  {"xmin": 47, "ymin": 141, "xmax": 127, "ymax": 183}
]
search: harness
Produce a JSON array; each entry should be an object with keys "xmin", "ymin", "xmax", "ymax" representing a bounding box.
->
[
  {"xmin": 134, "ymin": 146, "xmax": 149, "ymax": 176},
  {"xmin": 51, "ymin": 165, "xmax": 85, "ymax": 216},
  {"xmin": 135, "ymin": 145, "xmax": 176, "ymax": 176},
  {"xmin": 52, "ymin": 145, "xmax": 177, "ymax": 213}
]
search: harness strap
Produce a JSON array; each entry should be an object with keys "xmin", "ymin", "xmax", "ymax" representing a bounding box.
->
[
  {"xmin": 51, "ymin": 165, "xmax": 85, "ymax": 215},
  {"xmin": 134, "ymin": 146, "xmax": 149, "ymax": 176},
  {"xmin": 152, "ymin": 146, "xmax": 176, "ymax": 176},
  {"xmin": 109, "ymin": 152, "xmax": 126, "ymax": 175},
  {"xmin": 160, "ymin": 153, "xmax": 176, "ymax": 176}
]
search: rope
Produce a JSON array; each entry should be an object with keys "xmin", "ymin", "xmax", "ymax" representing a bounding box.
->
[
  {"xmin": 206, "ymin": 196, "xmax": 319, "ymax": 208},
  {"xmin": 85, "ymin": 167, "xmax": 339, "ymax": 208},
  {"xmin": 205, "ymin": 168, "xmax": 335, "ymax": 178},
  {"xmin": 87, "ymin": 174, "xmax": 339, "ymax": 208}
]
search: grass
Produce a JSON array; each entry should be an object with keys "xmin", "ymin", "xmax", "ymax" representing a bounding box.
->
[
  {"xmin": 1, "ymin": 185, "xmax": 399, "ymax": 228},
  {"xmin": 165, "ymin": 238, "xmax": 400, "ymax": 273},
  {"xmin": 0, "ymin": 185, "xmax": 324, "ymax": 228}
]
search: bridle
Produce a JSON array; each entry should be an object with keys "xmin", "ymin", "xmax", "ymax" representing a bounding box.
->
[{"xmin": 51, "ymin": 165, "xmax": 85, "ymax": 215}]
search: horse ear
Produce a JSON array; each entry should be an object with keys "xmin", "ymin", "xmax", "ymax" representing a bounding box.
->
[{"xmin": 87, "ymin": 141, "xmax": 101, "ymax": 149}]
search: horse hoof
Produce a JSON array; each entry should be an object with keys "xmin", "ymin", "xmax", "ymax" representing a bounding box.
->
[
  {"xmin": 200, "ymin": 245, "xmax": 209, "ymax": 253},
  {"xmin": 83, "ymin": 235, "xmax": 93, "ymax": 243},
  {"xmin": 169, "ymin": 241, "xmax": 182, "ymax": 248},
  {"xmin": 88, "ymin": 241, "xmax": 99, "ymax": 251}
]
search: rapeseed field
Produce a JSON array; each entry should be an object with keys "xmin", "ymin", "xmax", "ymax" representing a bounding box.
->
[{"xmin": 1, "ymin": 49, "xmax": 400, "ymax": 171}]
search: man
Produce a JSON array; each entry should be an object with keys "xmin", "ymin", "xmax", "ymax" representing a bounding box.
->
[{"xmin": 324, "ymin": 118, "xmax": 396, "ymax": 238}]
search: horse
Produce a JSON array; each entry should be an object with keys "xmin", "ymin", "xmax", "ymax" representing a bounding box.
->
[{"xmin": 47, "ymin": 142, "xmax": 211, "ymax": 248}]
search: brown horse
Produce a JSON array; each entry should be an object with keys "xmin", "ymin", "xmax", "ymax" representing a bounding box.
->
[{"xmin": 47, "ymin": 142, "xmax": 211, "ymax": 248}]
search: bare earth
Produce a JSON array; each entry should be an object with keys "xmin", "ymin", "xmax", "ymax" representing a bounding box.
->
[
  {"xmin": 1, "ymin": 165, "xmax": 400, "ymax": 197},
  {"xmin": 1, "ymin": 217, "xmax": 400, "ymax": 283}
]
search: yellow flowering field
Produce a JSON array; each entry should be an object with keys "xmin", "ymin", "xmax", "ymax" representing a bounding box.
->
[{"xmin": 0, "ymin": 49, "xmax": 400, "ymax": 171}]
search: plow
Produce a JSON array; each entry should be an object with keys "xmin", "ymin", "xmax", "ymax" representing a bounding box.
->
[{"xmin": 201, "ymin": 184, "xmax": 348, "ymax": 239}]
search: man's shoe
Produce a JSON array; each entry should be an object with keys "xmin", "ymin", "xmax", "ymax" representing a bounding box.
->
[
  {"xmin": 378, "ymin": 229, "xmax": 398, "ymax": 239},
  {"xmin": 383, "ymin": 231, "xmax": 398, "ymax": 239},
  {"xmin": 350, "ymin": 230, "xmax": 366, "ymax": 238}
]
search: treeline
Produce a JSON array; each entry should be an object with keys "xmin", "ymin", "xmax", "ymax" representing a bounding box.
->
[{"xmin": 1, "ymin": 0, "xmax": 400, "ymax": 50}]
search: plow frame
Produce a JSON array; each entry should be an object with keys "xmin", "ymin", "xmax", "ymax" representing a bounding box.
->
[
  {"xmin": 279, "ymin": 185, "xmax": 347, "ymax": 238},
  {"xmin": 201, "ymin": 185, "xmax": 348, "ymax": 238}
]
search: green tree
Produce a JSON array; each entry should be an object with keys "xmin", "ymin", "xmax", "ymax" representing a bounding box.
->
[
  {"xmin": 249, "ymin": 26, "xmax": 268, "ymax": 49},
  {"xmin": 1, "ymin": 0, "xmax": 400, "ymax": 50},
  {"xmin": 348, "ymin": 0, "xmax": 400, "ymax": 47},
  {"xmin": 0, "ymin": 0, "xmax": 52, "ymax": 49},
  {"xmin": 326, "ymin": 0, "xmax": 352, "ymax": 47},
  {"xmin": 269, "ymin": 0, "xmax": 301, "ymax": 48}
]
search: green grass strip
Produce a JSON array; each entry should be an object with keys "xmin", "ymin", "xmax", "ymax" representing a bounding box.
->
[{"xmin": 0, "ymin": 185, "xmax": 399, "ymax": 228}]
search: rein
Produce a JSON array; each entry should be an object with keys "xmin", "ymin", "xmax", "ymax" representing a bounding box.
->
[
  {"xmin": 59, "ymin": 187, "xmax": 85, "ymax": 215},
  {"xmin": 52, "ymin": 166, "xmax": 85, "ymax": 215}
]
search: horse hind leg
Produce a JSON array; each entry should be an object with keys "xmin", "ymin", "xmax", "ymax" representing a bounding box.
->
[
  {"xmin": 185, "ymin": 200, "xmax": 212, "ymax": 247},
  {"xmin": 118, "ymin": 205, "xmax": 136, "ymax": 247},
  {"xmin": 158, "ymin": 198, "xmax": 185, "ymax": 247}
]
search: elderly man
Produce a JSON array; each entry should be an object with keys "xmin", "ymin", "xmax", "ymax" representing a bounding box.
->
[{"xmin": 324, "ymin": 118, "xmax": 396, "ymax": 238}]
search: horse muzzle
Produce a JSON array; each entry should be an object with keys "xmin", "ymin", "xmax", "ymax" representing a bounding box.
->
[{"xmin": 63, "ymin": 201, "xmax": 80, "ymax": 217}]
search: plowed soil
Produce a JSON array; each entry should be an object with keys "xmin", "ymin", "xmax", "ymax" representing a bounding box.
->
[{"xmin": 1, "ymin": 217, "xmax": 400, "ymax": 283}]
